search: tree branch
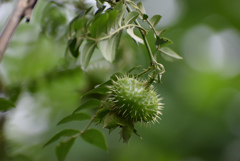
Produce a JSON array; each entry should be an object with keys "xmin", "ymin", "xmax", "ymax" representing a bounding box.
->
[{"xmin": 0, "ymin": 0, "xmax": 38, "ymax": 62}]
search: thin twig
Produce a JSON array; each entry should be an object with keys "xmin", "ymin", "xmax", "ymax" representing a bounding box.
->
[
  {"xmin": 0, "ymin": 0, "xmax": 38, "ymax": 62},
  {"xmin": 124, "ymin": 3, "xmax": 156, "ymax": 66},
  {"xmin": 62, "ymin": 110, "xmax": 99, "ymax": 144},
  {"xmin": 82, "ymin": 24, "xmax": 146, "ymax": 42}
]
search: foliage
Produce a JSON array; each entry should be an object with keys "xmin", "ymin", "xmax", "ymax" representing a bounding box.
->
[
  {"xmin": 1, "ymin": 0, "xmax": 240, "ymax": 161},
  {"xmin": 0, "ymin": 0, "xmax": 183, "ymax": 160},
  {"xmin": 0, "ymin": 0, "xmax": 182, "ymax": 160},
  {"xmin": 0, "ymin": 98, "xmax": 15, "ymax": 112},
  {"xmin": 40, "ymin": 0, "xmax": 181, "ymax": 160}
]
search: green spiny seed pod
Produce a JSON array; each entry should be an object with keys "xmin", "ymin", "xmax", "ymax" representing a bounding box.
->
[{"xmin": 108, "ymin": 75, "xmax": 163, "ymax": 123}]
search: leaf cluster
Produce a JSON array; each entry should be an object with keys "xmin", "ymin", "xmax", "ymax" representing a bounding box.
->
[
  {"xmin": 42, "ymin": 1, "xmax": 184, "ymax": 160},
  {"xmin": 66, "ymin": 0, "xmax": 182, "ymax": 70},
  {"xmin": 66, "ymin": 2, "xmax": 126, "ymax": 68},
  {"xmin": 43, "ymin": 72, "xmax": 122, "ymax": 161}
]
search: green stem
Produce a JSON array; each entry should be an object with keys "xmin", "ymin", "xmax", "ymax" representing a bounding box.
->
[
  {"xmin": 125, "ymin": 3, "xmax": 156, "ymax": 66},
  {"xmin": 81, "ymin": 112, "xmax": 98, "ymax": 134},
  {"xmin": 126, "ymin": 0, "xmax": 159, "ymax": 38},
  {"xmin": 83, "ymin": 24, "xmax": 146, "ymax": 42},
  {"xmin": 63, "ymin": 110, "xmax": 99, "ymax": 143},
  {"xmin": 125, "ymin": 2, "xmax": 166, "ymax": 78},
  {"xmin": 135, "ymin": 66, "xmax": 153, "ymax": 78}
]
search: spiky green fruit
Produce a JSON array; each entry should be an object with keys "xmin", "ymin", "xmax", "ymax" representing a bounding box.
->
[{"xmin": 108, "ymin": 76, "xmax": 163, "ymax": 123}]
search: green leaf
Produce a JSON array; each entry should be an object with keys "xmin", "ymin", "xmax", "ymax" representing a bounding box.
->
[
  {"xmin": 68, "ymin": 11, "xmax": 85, "ymax": 35},
  {"xmin": 124, "ymin": 11, "xmax": 139, "ymax": 25},
  {"xmin": 85, "ymin": 6, "xmax": 94, "ymax": 15},
  {"xmin": 89, "ymin": 13, "xmax": 109, "ymax": 38},
  {"xmin": 81, "ymin": 81, "xmax": 111, "ymax": 98},
  {"xmin": 5, "ymin": 85, "xmax": 21, "ymax": 103},
  {"xmin": 81, "ymin": 129, "xmax": 107, "ymax": 151},
  {"xmin": 149, "ymin": 15, "xmax": 162, "ymax": 27},
  {"xmin": 156, "ymin": 28, "xmax": 168, "ymax": 36},
  {"xmin": 120, "ymin": 126, "xmax": 133, "ymax": 144},
  {"xmin": 82, "ymin": 86, "xmax": 109, "ymax": 98},
  {"xmin": 95, "ymin": 6, "xmax": 106, "ymax": 15},
  {"xmin": 142, "ymin": 14, "xmax": 149, "ymax": 20},
  {"xmin": 57, "ymin": 113, "xmax": 91, "ymax": 125},
  {"xmin": 68, "ymin": 38, "xmax": 82, "ymax": 58},
  {"xmin": 81, "ymin": 72, "xmax": 123, "ymax": 98},
  {"xmin": 96, "ymin": 108, "xmax": 110, "ymax": 120},
  {"xmin": 73, "ymin": 99, "xmax": 101, "ymax": 114},
  {"xmin": 155, "ymin": 37, "xmax": 173, "ymax": 47},
  {"xmin": 114, "ymin": 1, "xmax": 126, "ymax": 27},
  {"xmin": 158, "ymin": 47, "xmax": 183, "ymax": 61},
  {"xmin": 96, "ymin": 0, "xmax": 104, "ymax": 9},
  {"xmin": 81, "ymin": 40, "xmax": 97, "ymax": 69},
  {"xmin": 126, "ymin": 27, "xmax": 144, "ymax": 44},
  {"xmin": 98, "ymin": 31, "xmax": 122, "ymax": 62},
  {"xmin": 0, "ymin": 98, "xmax": 15, "ymax": 112},
  {"xmin": 44, "ymin": 129, "xmax": 79, "ymax": 147},
  {"xmin": 73, "ymin": 16, "xmax": 89, "ymax": 36},
  {"xmin": 40, "ymin": 3, "xmax": 67, "ymax": 38},
  {"xmin": 107, "ymin": 10, "xmax": 119, "ymax": 32},
  {"xmin": 56, "ymin": 138, "xmax": 76, "ymax": 161},
  {"xmin": 103, "ymin": 113, "xmax": 120, "ymax": 131},
  {"xmin": 137, "ymin": 2, "xmax": 146, "ymax": 14}
]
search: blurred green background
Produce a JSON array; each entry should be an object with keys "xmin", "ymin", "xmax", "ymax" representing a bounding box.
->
[{"xmin": 0, "ymin": 0, "xmax": 240, "ymax": 161}]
